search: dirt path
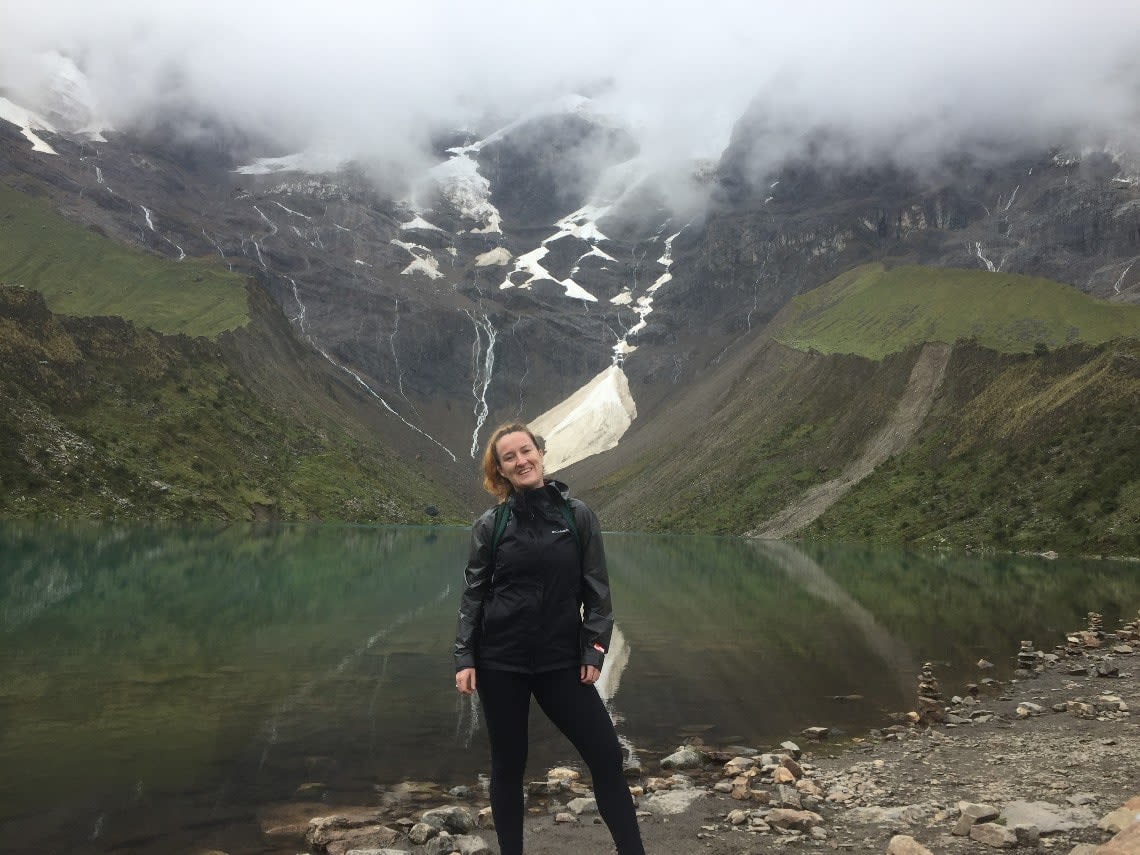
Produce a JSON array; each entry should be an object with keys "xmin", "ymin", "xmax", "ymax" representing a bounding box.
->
[{"xmin": 747, "ymin": 342, "xmax": 952, "ymax": 539}]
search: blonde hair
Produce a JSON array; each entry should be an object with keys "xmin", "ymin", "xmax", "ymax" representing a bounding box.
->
[{"xmin": 481, "ymin": 422, "xmax": 542, "ymax": 501}]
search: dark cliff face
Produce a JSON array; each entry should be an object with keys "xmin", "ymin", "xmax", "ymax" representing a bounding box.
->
[
  {"xmin": 477, "ymin": 113, "xmax": 639, "ymax": 227},
  {"xmin": 2, "ymin": 97, "xmax": 1138, "ymax": 494}
]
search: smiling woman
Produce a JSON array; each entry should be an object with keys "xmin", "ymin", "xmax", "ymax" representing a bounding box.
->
[{"xmin": 453, "ymin": 421, "xmax": 646, "ymax": 855}]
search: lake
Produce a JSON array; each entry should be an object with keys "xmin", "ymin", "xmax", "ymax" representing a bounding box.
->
[{"xmin": 1, "ymin": 521, "xmax": 1137, "ymax": 853}]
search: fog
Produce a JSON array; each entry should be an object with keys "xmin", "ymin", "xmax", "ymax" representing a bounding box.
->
[{"xmin": 2, "ymin": 0, "xmax": 1138, "ymax": 182}]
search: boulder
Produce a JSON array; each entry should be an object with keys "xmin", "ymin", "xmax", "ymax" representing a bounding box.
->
[
  {"xmin": 765, "ymin": 808, "xmax": 823, "ymax": 830},
  {"xmin": 567, "ymin": 797, "xmax": 597, "ymax": 816},
  {"xmin": 954, "ymin": 801, "xmax": 1000, "ymax": 835},
  {"xmin": 1000, "ymin": 800, "xmax": 1098, "ymax": 833},
  {"xmin": 970, "ymin": 822, "xmax": 1018, "ymax": 848},
  {"xmin": 420, "ymin": 806, "xmax": 475, "ymax": 835},
  {"xmin": 887, "ymin": 834, "xmax": 935, "ymax": 855},
  {"xmin": 1098, "ymin": 821, "xmax": 1140, "ymax": 855},
  {"xmin": 409, "ymin": 822, "xmax": 437, "ymax": 844},
  {"xmin": 660, "ymin": 746, "xmax": 704, "ymax": 769}
]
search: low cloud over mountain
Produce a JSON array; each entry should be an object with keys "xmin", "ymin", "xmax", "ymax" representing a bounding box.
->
[{"xmin": 3, "ymin": 0, "xmax": 1139, "ymax": 188}]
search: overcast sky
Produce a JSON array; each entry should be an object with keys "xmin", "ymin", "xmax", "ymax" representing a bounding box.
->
[{"xmin": 2, "ymin": 0, "xmax": 1138, "ymax": 178}]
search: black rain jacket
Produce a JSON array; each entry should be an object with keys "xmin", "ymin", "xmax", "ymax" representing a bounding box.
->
[{"xmin": 453, "ymin": 479, "xmax": 613, "ymax": 674}]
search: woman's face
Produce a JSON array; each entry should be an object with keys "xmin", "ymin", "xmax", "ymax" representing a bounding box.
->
[{"xmin": 495, "ymin": 431, "xmax": 545, "ymax": 492}]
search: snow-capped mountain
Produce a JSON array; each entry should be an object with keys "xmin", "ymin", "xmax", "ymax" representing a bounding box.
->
[{"xmin": 2, "ymin": 54, "xmax": 1139, "ymax": 498}]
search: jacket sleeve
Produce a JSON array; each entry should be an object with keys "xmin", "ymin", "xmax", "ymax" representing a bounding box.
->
[
  {"xmin": 574, "ymin": 500, "xmax": 614, "ymax": 670},
  {"xmin": 454, "ymin": 509, "xmax": 495, "ymax": 671}
]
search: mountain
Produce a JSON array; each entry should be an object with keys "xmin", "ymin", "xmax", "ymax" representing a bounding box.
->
[{"xmin": 1, "ymin": 59, "xmax": 1138, "ymax": 548}]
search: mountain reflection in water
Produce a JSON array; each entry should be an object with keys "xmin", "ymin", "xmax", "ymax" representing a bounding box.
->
[{"xmin": 1, "ymin": 521, "xmax": 1137, "ymax": 854}]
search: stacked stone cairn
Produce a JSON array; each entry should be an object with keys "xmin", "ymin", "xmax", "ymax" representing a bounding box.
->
[
  {"xmin": 1015, "ymin": 639, "xmax": 1042, "ymax": 677},
  {"xmin": 915, "ymin": 662, "xmax": 945, "ymax": 724},
  {"xmin": 1066, "ymin": 611, "xmax": 1106, "ymax": 651},
  {"xmin": 1118, "ymin": 608, "xmax": 1140, "ymax": 643}
]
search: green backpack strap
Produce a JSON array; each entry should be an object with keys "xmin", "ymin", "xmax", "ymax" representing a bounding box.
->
[
  {"xmin": 491, "ymin": 501, "xmax": 511, "ymax": 559},
  {"xmin": 556, "ymin": 499, "xmax": 581, "ymax": 552}
]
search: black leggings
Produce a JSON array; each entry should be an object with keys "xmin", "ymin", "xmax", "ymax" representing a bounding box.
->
[{"xmin": 477, "ymin": 667, "xmax": 645, "ymax": 855}]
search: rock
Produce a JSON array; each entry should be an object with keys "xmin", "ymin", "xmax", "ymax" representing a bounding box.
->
[
  {"xmin": 641, "ymin": 789, "xmax": 706, "ymax": 815},
  {"xmin": 773, "ymin": 784, "xmax": 802, "ymax": 809},
  {"xmin": 772, "ymin": 766, "xmax": 796, "ymax": 784},
  {"xmin": 730, "ymin": 776, "xmax": 752, "ymax": 800},
  {"xmin": 476, "ymin": 807, "xmax": 494, "ymax": 829},
  {"xmin": 1113, "ymin": 644, "xmax": 1134, "ymax": 654},
  {"xmin": 567, "ymin": 797, "xmax": 597, "ymax": 816},
  {"xmin": 723, "ymin": 756, "xmax": 756, "ymax": 776},
  {"xmin": 448, "ymin": 785, "xmax": 471, "ymax": 798},
  {"xmin": 795, "ymin": 779, "xmax": 824, "ymax": 797},
  {"xmin": 1068, "ymin": 845, "xmax": 1101, "ymax": 855},
  {"xmin": 970, "ymin": 822, "xmax": 1018, "ymax": 848},
  {"xmin": 1099, "ymin": 801, "xmax": 1140, "ymax": 834},
  {"xmin": 1001, "ymin": 800, "xmax": 1098, "ymax": 833},
  {"xmin": 1016, "ymin": 701, "xmax": 1047, "ymax": 718},
  {"xmin": 420, "ymin": 806, "xmax": 475, "ymax": 834},
  {"xmin": 712, "ymin": 780, "xmax": 734, "ymax": 794},
  {"xmin": 546, "ymin": 766, "xmax": 580, "ymax": 782},
  {"xmin": 1014, "ymin": 824, "xmax": 1042, "ymax": 846},
  {"xmin": 781, "ymin": 741, "xmax": 802, "ymax": 757},
  {"xmin": 847, "ymin": 805, "xmax": 930, "ymax": 825},
  {"xmin": 727, "ymin": 808, "xmax": 749, "ymax": 825},
  {"xmin": 765, "ymin": 808, "xmax": 823, "ymax": 830},
  {"xmin": 1097, "ymin": 661, "xmax": 1121, "ymax": 677},
  {"xmin": 409, "ymin": 822, "xmax": 437, "ymax": 844},
  {"xmin": 1098, "ymin": 820, "xmax": 1140, "ymax": 855},
  {"xmin": 978, "ymin": 658, "xmax": 995, "ymax": 669},
  {"xmin": 424, "ymin": 833, "xmax": 492, "ymax": 855},
  {"xmin": 554, "ymin": 812, "xmax": 577, "ymax": 823},
  {"xmin": 527, "ymin": 780, "xmax": 560, "ymax": 796},
  {"xmin": 307, "ymin": 814, "xmax": 400, "ymax": 855},
  {"xmin": 342, "ymin": 849, "xmax": 407, "ymax": 855},
  {"xmin": 780, "ymin": 756, "xmax": 805, "ymax": 779},
  {"xmin": 1068, "ymin": 794, "xmax": 1098, "ymax": 806},
  {"xmin": 660, "ymin": 746, "xmax": 704, "ymax": 769},
  {"xmin": 802, "ymin": 726, "xmax": 830, "ymax": 740},
  {"xmin": 887, "ymin": 834, "xmax": 935, "ymax": 855}
]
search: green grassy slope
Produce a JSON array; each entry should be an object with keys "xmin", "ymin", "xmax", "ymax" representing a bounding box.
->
[
  {"xmin": 775, "ymin": 263, "xmax": 1140, "ymax": 359},
  {"xmin": 0, "ymin": 285, "xmax": 465, "ymax": 523},
  {"xmin": 581, "ymin": 343, "xmax": 917, "ymax": 534},
  {"xmin": 808, "ymin": 340, "xmax": 1140, "ymax": 554},
  {"xmin": 580, "ymin": 262, "xmax": 1140, "ymax": 554},
  {"xmin": 0, "ymin": 183, "xmax": 248, "ymax": 338}
]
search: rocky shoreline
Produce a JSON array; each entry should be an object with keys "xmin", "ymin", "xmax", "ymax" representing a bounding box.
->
[{"xmin": 253, "ymin": 611, "xmax": 1139, "ymax": 855}]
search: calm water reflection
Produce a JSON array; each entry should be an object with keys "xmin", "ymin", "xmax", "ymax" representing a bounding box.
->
[{"xmin": 1, "ymin": 521, "xmax": 1137, "ymax": 853}]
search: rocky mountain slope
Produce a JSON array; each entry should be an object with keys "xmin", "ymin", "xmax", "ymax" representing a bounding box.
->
[{"xmin": 1, "ymin": 67, "xmax": 1138, "ymax": 538}]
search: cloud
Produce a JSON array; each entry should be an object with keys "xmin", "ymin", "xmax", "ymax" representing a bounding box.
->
[{"xmin": 2, "ymin": 0, "xmax": 1138, "ymax": 185}]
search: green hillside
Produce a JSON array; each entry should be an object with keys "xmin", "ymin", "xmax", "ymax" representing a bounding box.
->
[
  {"xmin": 776, "ymin": 263, "xmax": 1140, "ymax": 359},
  {"xmin": 0, "ymin": 183, "xmax": 248, "ymax": 338},
  {"xmin": 808, "ymin": 340, "xmax": 1140, "ymax": 554},
  {"xmin": 0, "ymin": 286, "xmax": 465, "ymax": 523}
]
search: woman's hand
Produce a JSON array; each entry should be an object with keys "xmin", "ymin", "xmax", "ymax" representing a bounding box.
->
[
  {"xmin": 579, "ymin": 665, "xmax": 600, "ymax": 685},
  {"xmin": 456, "ymin": 667, "xmax": 477, "ymax": 695}
]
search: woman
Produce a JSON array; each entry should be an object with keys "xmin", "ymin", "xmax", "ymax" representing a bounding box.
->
[{"xmin": 454, "ymin": 422, "xmax": 646, "ymax": 855}]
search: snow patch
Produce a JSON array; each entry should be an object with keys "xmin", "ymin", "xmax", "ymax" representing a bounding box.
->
[
  {"xmin": 391, "ymin": 239, "xmax": 443, "ymax": 280},
  {"xmin": 529, "ymin": 365, "xmax": 637, "ymax": 473},
  {"xmin": 428, "ymin": 152, "xmax": 502, "ymax": 233},
  {"xmin": 500, "ymin": 246, "xmax": 597, "ymax": 301},
  {"xmin": 401, "ymin": 215, "xmax": 446, "ymax": 233},
  {"xmin": 475, "ymin": 247, "xmax": 512, "ymax": 266},
  {"xmin": 233, "ymin": 151, "xmax": 345, "ymax": 175},
  {"xmin": 0, "ymin": 97, "xmax": 59, "ymax": 155}
]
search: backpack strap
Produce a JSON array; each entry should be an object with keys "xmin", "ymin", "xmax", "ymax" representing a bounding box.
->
[
  {"xmin": 489, "ymin": 496, "xmax": 583, "ymax": 558},
  {"xmin": 557, "ymin": 499, "xmax": 581, "ymax": 551},
  {"xmin": 491, "ymin": 501, "xmax": 511, "ymax": 557}
]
